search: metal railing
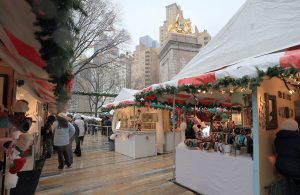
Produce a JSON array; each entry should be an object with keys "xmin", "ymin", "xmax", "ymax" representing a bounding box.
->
[{"xmin": 86, "ymin": 124, "xmax": 113, "ymax": 142}]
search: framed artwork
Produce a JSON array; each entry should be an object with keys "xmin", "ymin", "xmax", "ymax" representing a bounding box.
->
[
  {"xmin": 265, "ymin": 93, "xmax": 278, "ymax": 130},
  {"xmin": 278, "ymin": 91, "xmax": 282, "ymax": 98},
  {"xmin": 0, "ymin": 74, "xmax": 8, "ymax": 107}
]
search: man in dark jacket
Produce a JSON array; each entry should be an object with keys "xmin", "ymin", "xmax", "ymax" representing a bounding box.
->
[
  {"xmin": 275, "ymin": 119, "xmax": 300, "ymax": 194},
  {"xmin": 275, "ymin": 119, "xmax": 300, "ymax": 178},
  {"xmin": 42, "ymin": 115, "xmax": 56, "ymax": 158}
]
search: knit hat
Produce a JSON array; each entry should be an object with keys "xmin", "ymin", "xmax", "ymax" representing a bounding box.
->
[
  {"xmin": 14, "ymin": 100, "xmax": 29, "ymax": 113},
  {"xmin": 16, "ymin": 133, "xmax": 33, "ymax": 151},
  {"xmin": 280, "ymin": 119, "xmax": 299, "ymax": 131}
]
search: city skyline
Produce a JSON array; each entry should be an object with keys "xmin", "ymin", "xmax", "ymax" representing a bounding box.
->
[{"xmin": 114, "ymin": 0, "xmax": 246, "ymax": 52}]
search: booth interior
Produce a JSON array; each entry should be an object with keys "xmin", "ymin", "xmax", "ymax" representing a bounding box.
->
[
  {"xmin": 136, "ymin": 72, "xmax": 300, "ymax": 195},
  {"xmin": 112, "ymin": 106, "xmax": 182, "ymax": 156},
  {"xmin": 0, "ymin": 61, "xmax": 50, "ymax": 193}
]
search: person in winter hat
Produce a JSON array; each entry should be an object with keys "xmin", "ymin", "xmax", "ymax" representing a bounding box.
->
[
  {"xmin": 10, "ymin": 100, "xmax": 32, "ymax": 133},
  {"xmin": 53, "ymin": 113, "xmax": 75, "ymax": 169},
  {"xmin": 275, "ymin": 119, "xmax": 300, "ymax": 178}
]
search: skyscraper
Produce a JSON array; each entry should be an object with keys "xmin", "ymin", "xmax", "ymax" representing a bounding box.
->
[{"xmin": 131, "ymin": 36, "xmax": 159, "ymax": 89}]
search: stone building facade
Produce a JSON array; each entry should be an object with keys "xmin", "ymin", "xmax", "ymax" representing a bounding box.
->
[{"xmin": 159, "ymin": 3, "xmax": 211, "ymax": 82}]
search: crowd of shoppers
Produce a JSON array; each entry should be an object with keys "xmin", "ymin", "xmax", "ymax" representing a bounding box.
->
[{"xmin": 41, "ymin": 113, "xmax": 112, "ymax": 170}]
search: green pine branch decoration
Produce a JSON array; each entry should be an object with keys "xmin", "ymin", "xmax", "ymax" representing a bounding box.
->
[
  {"xmin": 135, "ymin": 66, "xmax": 300, "ymax": 104},
  {"xmin": 72, "ymin": 91, "xmax": 118, "ymax": 97},
  {"xmin": 26, "ymin": 0, "xmax": 86, "ymax": 110}
]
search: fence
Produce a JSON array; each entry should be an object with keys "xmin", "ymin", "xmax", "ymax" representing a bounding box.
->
[{"xmin": 86, "ymin": 124, "xmax": 113, "ymax": 141}]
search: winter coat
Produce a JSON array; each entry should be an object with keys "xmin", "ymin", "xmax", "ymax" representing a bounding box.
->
[
  {"xmin": 275, "ymin": 130, "xmax": 300, "ymax": 178},
  {"xmin": 53, "ymin": 122, "xmax": 75, "ymax": 146},
  {"xmin": 74, "ymin": 119, "xmax": 85, "ymax": 137}
]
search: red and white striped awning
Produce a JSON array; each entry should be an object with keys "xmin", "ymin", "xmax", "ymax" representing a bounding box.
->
[{"xmin": 0, "ymin": 0, "xmax": 56, "ymax": 105}]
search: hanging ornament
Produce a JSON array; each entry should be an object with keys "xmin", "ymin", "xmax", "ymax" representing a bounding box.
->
[
  {"xmin": 144, "ymin": 102, "xmax": 150, "ymax": 111},
  {"xmin": 176, "ymin": 107, "xmax": 182, "ymax": 117},
  {"xmin": 182, "ymin": 106, "xmax": 187, "ymax": 112},
  {"xmin": 217, "ymin": 107, "xmax": 223, "ymax": 114},
  {"xmin": 209, "ymin": 108, "xmax": 217, "ymax": 114}
]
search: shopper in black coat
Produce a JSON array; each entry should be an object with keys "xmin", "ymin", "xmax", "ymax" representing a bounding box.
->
[{"xmin": 275, "ymin": 119, "xmax": 300, "ymax": 178}]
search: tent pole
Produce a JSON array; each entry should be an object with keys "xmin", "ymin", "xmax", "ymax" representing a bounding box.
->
[
  {"xmin": 172, "ymin": 93, "xmax": 176, "ymax": 180},
  {"xmin": 133, "ymin": 105, "xmax": 136, "ymax": 131}
]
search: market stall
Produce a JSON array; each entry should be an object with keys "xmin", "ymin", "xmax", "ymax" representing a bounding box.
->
[
  {"xmin": 15, "ymin": 87, "xmax": 46, "ymax": 171},
  {"xmin": 135, "ymin": 0, "xmax": 300, "ymax": 194},
  {"xmin": 104, "ymin": 88, "xmax": 182, "ymax": 158},
  {"xmin": 0, "ymin": 0, "xmax": 75, "ymax": 193}
]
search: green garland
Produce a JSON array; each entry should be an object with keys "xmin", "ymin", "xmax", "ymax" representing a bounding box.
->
[
  {"xmin": 73, "ymin": 91, "xmax": 118, "ymax": 97},
  {"xmin": 27, "ymin": 0, "xmax": 86, "ymax": 111},
  {"xmin": 70, "ymin": 111, "xmax": 110, "ymax": 114},
  {"xmin": 135, "ymin": 66, "xmax": 300, "ymax": 103}
]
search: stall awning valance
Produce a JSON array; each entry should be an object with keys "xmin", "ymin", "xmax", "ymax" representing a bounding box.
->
[{"xmin": 0, "ymin": 0, "xmax": 56, "ymax": 105}]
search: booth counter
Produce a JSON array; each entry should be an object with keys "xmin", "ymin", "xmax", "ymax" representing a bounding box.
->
[
  {"xmin": 176, "ymin": 147, "xmax": 253, "ymax": 195},
  {"xmin": 115, "ymin": 130, "xmax": 157, "ymax": 158},
  {"xmin": 163, "ymin": 131, "xmax": 181, "ymax": 153}
]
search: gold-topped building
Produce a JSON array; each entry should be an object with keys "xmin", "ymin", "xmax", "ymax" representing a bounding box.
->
[{"xmin": 159, "ymin": 3, "xmax": 211, "ymax": 82}]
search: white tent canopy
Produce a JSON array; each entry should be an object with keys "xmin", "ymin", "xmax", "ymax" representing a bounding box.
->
[
  {"xmin": 173, "ymin": 0, "xmax": 300, "ymax": 80},
  {"xmin": 138, "ymin": 0, "xmax": 300, "ymax": 107},
  {"xmin": 104, "ymin": 88, "xmax": 140, "ymax": 108}
]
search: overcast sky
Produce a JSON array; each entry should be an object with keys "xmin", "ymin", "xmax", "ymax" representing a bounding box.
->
[{"xmin": 113, "ymin": 0, "xmax": 246, "ymax": 52}]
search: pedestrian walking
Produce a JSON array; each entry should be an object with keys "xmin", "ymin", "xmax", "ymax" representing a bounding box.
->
[
  {"xmin": 74, "ymin": 115, "xmax": 85, "ymax": 156},
  {"xmin": 53, "ymin": 113, "xmax": 75, "ymax": 169},
  {"xmin": 41, "ymin": 115, "xmax": 56, "ymax": 158}
]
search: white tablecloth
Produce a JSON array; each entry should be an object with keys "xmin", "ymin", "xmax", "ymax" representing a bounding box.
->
[{"xmin": 176, "ymin": 147, "xmax": 253, "ymax": 195}]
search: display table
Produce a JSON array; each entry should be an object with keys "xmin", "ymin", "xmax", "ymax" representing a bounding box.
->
[
  {"xmin": 115, "ymin": 130, "xmax": 157, "ymax": 158},
  {"xmin": 163, "ymin": 131, "xmax": 181, "ymax": 153},
  {"xmin": 176, "ymin": 147, "xmax": 253, "ymax": 195}
]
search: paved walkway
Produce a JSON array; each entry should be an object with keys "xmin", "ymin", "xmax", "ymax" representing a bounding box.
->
[{"xmin": 36, "ymin": 134, "xmax": 194, "ymax": 195}]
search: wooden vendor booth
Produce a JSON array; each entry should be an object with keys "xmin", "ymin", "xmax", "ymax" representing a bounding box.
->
[
  {"xmin": 105, "ymin": 88, "xmax": 182, "ymax": 158},
  {"xmin": 135, "ymin": 0, "xmax": 300, "ymax": 194}
]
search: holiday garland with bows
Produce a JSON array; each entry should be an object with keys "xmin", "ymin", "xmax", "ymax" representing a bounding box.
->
[{"xmin": 135, "ymin": 66, "xmax": 300, "ymax": 104}]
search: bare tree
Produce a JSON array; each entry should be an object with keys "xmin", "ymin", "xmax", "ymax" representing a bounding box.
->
[
  {"xmin": 75, "ymin": 67, "xmax": 120, "ymax": 116},
  {"xmin": 71, "ymin": 0, "xmax": 130, "ymax": 76}
]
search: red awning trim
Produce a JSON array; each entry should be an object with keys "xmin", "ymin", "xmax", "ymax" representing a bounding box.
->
[
  {"xmin": 178, "ymin": 72, "xmax": 216, "ymax": 87},
  {"xmin": 167, "ymin": 98, "xmax": 185, "ymax": 105},
  {"xmin": 176, "ymin": 94, "xmax": 192, "ymax": 99},
  {"xmin": 119, "ymin": 100, "xmax": 135, "ymax": 105},
  {"xmin": 280, "ymin": 47, "xmax": 300, "ymax": 68},
  {"xmin": 3, "ymin": 27, "xmax": 46, "ymax": 68},
  {"xmin": 143, "ymin": 86, "xmax": 153, "ymax": 92},
  {"xmin": 30, "ymin": 73, "xmax": 55, "ymax": 92}
]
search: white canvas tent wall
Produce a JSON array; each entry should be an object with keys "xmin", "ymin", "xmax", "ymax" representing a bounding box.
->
[{"xmin": 173, "ymin": 0, "xmax": 300, "ymax": 80}]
